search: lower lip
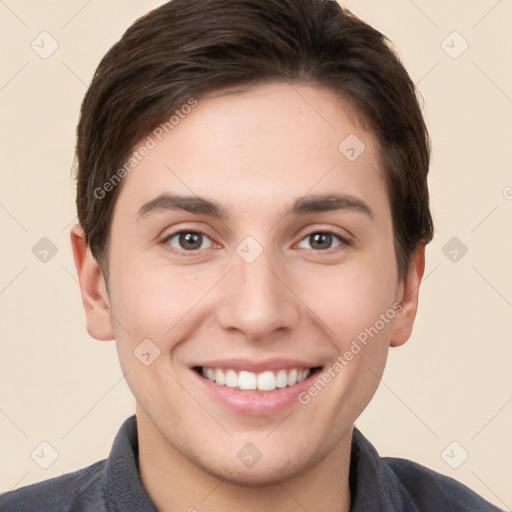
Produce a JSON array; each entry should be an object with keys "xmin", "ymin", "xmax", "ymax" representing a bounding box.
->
[{"xmin": 192, "ymin": 369, "xmax": 319, "ymax": 416}]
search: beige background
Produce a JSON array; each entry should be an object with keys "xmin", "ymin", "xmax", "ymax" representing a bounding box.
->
[{"xmin": 1, "ymin": 0, "xmax": 511, "ymax": 509}]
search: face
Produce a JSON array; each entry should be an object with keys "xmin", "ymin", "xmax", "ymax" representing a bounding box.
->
[{"xmin": 73, "ymin": 82, "xmax": 422, "ymax": 486}]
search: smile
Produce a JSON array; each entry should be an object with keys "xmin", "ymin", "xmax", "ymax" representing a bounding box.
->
[
  {"xmin": 191, "ymin": 359, "xmax": 324, "ymax": 415},
  {"xmin": 196, "ymin": 366, "xmax": 318, "ymax": 392}
]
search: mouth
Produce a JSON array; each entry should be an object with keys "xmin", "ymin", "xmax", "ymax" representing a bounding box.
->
[
  {"xmin": 193, "ymin": 365, "xmax": 322, "ymax": 392},
  {"xmin": 189, "ymin": 358, "xmax": 324, "ymax": 415}
]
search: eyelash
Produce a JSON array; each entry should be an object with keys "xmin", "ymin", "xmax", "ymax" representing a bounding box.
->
[{"xmin": 161, "ymin": 228, "xmax": 351, "ymax": 256}]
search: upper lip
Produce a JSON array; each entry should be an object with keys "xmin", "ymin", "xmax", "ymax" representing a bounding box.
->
[{"xmin": 191, "ymin": 358, "xmax": 322, "ymax": 373}]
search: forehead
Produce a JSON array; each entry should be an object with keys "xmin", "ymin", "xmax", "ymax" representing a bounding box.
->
[{"xmin": 114, "ymin": 82, "xmax": 389, "ymax": 223}]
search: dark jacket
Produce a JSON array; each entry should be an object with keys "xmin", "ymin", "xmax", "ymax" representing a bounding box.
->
[{"xmin": 0, "ymin": 415, "xmax": 502, "ymax": 511}]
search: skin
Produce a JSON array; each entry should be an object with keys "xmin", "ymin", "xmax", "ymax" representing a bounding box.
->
[{"xmin": 71, "ymin": 82, "xmax": 425, "ymax": 512}]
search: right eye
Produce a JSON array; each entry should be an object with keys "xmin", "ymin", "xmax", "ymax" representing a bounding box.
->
[{"xmin": 161, "ymin": 230, "xmax": 215, "ymax": 254}]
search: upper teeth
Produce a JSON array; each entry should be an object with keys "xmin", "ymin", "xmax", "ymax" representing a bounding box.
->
[{"xmin": 200, "ymin": 367, "xmax": 311, "ymax": 391}]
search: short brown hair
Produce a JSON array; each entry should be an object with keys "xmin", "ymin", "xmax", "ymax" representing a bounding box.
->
[{"xmin": 75, "ymin": 0, "xmax": 434, "ymax": 281}]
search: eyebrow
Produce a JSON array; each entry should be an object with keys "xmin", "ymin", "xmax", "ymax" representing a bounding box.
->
[{"xmin": 136, "ymin": 193, "xmax": 374, "ymax": 221}]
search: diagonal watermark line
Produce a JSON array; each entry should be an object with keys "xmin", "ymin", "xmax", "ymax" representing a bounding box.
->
[
  {"xmin": 471, "ymin": 265, "xmax": 512, "ymax": 307},
  {"xmin": 265, "ymin": 266, "xmax": 337, "ymax": 335},
  {"xmin": 0, "ymin": 0, "xmax": 29, "ymax": 28},
  {"xmin": 402, "ymin": 264, "xmax": 439, "ymax": 303},
  {"xmin": 61, "ymin": 60, "xmax": 88, "ymax": 87},
  {"xmin": 60, "ymin": 215, "xmax": 78, "ymax": 233},
  {"xmin": 471, "ymin": 471, "xmax": 511, "ymax": 510},
  {"xmin": 201, "ymin": 472, "xmax": 231, "ymax": 502},
  {"xmin": 164, "ymin": 267, "xmax": 233, "ymax": 336},
  {"xmin": 471, "ymin": 0, "xmax": 503, "ymax": 30},
  {"xmin": 0, "ymin": 408, "xmax": 29, "ymax": 438},
  {"xmin": 472, "ymin": 61, "xmax": 512, "ymax": 104},
  {"xmin": 61, "ymin": 0, "xmax": 93, "ymax": 29},
  {"xmin": 421, "ymin": 265, "xmax": 439, "ymax": 283},
  {"xmin": 0, "ymin": 202, "xmax": 29, "ymax": 232},
  {"xmin": 60, "ymin": 264, "xmax": 132, "ymax": 336},
  {"xmin": 369, "ymin": 369, "xmax": 439, "ymax": 438},
  {"xmin": 0, "ymin": 265, "xmax": 28, "ymax": 295},
  {"xmin": 266, "ymin": 470, "xmax": 311, "ymax": 511},
  {"xmin": 0, "ymin": 62, "xmax": 29, "ymax": 92},
  {"xmin": 415, "ymin": 61, "xmax": 439, "ymax": 86},
  {"xmin": 470, "ymin": 204, "xmax": 499, "ymax": 233},
  {"xmin": 367, "ymin": 162, "xmax": 385, "ymax": 182},
  {"xmin": 472, "ymin": 397, "xmax": 512, "ymax": 439},
  {"xmin": 61, "ymin": 370, "xmax": 130, "ymax": 439},
  {"xmin": 9, "ymin": 472, "xmax": 29, "ymax": 492},
  {"xmin": 164, "ymin": 368, "xmax": 233, "ymax": 438},
  {"xmin": 286, "ymin": 81, "xmax": 336, "ymax": 131},
  {"xmin": 164, "ymin": 163, "xmax": 234, "ymax": 235},
  {"xmin": 277, "ymin": 484, "xmax": 310, "ymax": 512},
  {"xmin": 265, "ymin": 410, "xmax": 294, "ymax": 438},
  {"xmin": 55, "ymin": 471, "xmax": 105, "ymax": 512},
  {"xmin": 266, "ymin": 163, "xmax": 337, "ymax": 234},
  {"xmin": 407, "ymin": 0, "xmax": 439, "ymax": 28}
]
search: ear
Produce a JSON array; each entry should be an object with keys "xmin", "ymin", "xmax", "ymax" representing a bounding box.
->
[
  {"xmin": 389, "ymin": 245, "xmax": 426, "ymax": 348},
  {"xmin": 70, "ymin": 224, "xmax": 114, "ymax": 341}
]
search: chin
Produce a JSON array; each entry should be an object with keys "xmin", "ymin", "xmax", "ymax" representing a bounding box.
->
[
  {"xmin": 207, "ymin": 462, "xmax": 300, "ymax": 488},
  {"xmin": 195, "ymin": 445, "xmax": 318, "ymax": 488}
]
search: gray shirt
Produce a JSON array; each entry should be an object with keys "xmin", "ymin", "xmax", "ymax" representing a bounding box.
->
[{"xmin": 0, "ymin": 415, "xmax": 502, "ymax": 511}]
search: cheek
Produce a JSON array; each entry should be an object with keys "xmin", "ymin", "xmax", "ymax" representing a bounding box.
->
[
  {"xmin": 303, "ymin": 256, "xmax": 398, "ymax": 345},
  {"xmin": 108, "ymin": 264, "xmax": 203, "ymax": 348},
  {"xmin": 107, "ymin": 266, "xmax": 200, "ymax": 415},
  {"xmin": 311, "ymin": 259, "xmax": 397, "ymax": 408}
]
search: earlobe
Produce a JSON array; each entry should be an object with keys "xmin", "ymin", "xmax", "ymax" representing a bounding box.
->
[
  {"xmin": 70, "ymin": 224, "xmax": 115, "ymax": 341},
  {"xmin": 389, "ymin": 246, "xmax": 426, "ymax": 348}
]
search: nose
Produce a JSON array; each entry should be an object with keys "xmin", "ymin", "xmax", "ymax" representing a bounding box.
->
[{"xmin": 215, "ymin": 247, "xmax": 302, "ymax": 342}]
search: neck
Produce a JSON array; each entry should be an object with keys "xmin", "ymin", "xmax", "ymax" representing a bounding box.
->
[{"xmin": 137, "ymin": 406, "xmax": 352, "ymax": 512}]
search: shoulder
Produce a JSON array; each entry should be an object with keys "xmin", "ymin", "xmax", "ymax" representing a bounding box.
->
[
  {"xmin": 384, "ymin": 456, "xmax": 503, "ymax": 512},
  {"xmin": 0, "ymin": 459, "xmax": 107, "ymax": 512}
]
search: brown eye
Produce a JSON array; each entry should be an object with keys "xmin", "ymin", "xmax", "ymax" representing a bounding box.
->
[
  {"xmin": 309, "ymin": 233, "xmax": 334, "ymax": 250},
  {"xmin": 297, "ymin": 231, "xmax": 347, "ymax": 251},
  {"xmin": 164, "ymin": 231, "xmax": 213, "ymax": 252}
]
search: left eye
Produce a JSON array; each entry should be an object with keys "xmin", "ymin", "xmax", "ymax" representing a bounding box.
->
[
  {"xmin": 297, "ymin": 231, "xmax": 346, "ymax": 251},
  {"xmin": 163, "ymin": 231, "xmax": 214, "ymax": 252}
]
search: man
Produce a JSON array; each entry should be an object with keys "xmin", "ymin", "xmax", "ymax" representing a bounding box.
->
[{"xmin": 0, "ymin": 0, "xmax": 502, "ymax": 510}]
